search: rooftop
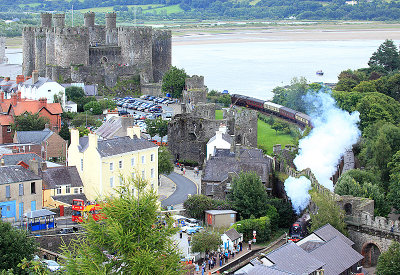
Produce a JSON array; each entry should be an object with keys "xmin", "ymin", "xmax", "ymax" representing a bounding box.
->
[
  {"xmin": 15, "ymin": 128, "xmax": 53, "ymax": 144},
  {"xmin": 0, "ymin": 165, "xmax": 41, "ymax": 184},
  {"xmin": 41, "ymin": 166, "xmax": 83, "ymax": 189},
  {"xmin": 0, "ymin": 152, "xmax": 43, "ymax": 166},
  {"xmin": 205, "ymin": 210, "xmax": 237, "ymax": 215}
]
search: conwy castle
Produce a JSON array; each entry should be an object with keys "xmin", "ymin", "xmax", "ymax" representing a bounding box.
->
[{"xmin": 22, "ymin": 12, "xmax": 171, "ymax": 87}]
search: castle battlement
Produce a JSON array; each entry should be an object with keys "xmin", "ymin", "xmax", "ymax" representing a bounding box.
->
[{"xmin": 54, "ymin": 27, "xmax": 89, "ymax": 36}]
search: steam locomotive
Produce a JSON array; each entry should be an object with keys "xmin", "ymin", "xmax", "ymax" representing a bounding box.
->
[
  {"xmin": 231, "ymin": 94, "xmax": 312, "ymax": 128},
  {"xmin": 288, "ymin": 213, "xmax": 311, "ymax": 242}
]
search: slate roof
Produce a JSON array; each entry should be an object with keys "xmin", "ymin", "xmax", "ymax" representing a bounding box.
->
[
  {"xmin": 0, "ymin": 79, "xmax": 17, "ymax": 93},
  {"xmin": 41, "ymin": 166, "xmax": 83, "ymax": 189},
  {"xmin": 78, "ymin": 136, "xmax": 157, "ymax": 157},
  {"xmin": 205, "ymin": 210, "xmax": 237, "ymax": 215},
  {"xmin": 20, "ymin": 77, "xmax": 53, "ymax": 88},
  {"xmin": 207, "ymin": 132, "xmax": 232, "ymax": 145},
  {"xmin": 309, "ymin": 237, "xmax": 363, "ymax": 275},
  {"xmin": 247, "ymin": 265, "xmax": 295, "ymax": 275},
  {"xmin": 95, "ymin": 116, "xmax": 122, "ymax": 139},
  {"xmin": 239, "ymin": 149, "xmax": 264, "ymax": 159},
  {"xmin": 224, "ymin": 228, "xmax": 242, "ymax": 241},
  {"xmin": 24, "ymin": 209, "xmax": 56, "ymax": 219},
  {"xmin": 265, "ymin": 242, "xmax": 324, "ymax": 274},
  {"xmin": 15, "ymin": 128, "xmax": 53, "ymax": 144},
  {"xmin": 299, "ymin": 240, "xmax": 325, "ymax": 252},
  {"xmin": 61, "ymin": 83, "xmax": 98, "ymax": 96},
  {"xmin": 0, "ymin": 165, "xmax": 41, "ymax": 184},
  {"xmin": 0, "ymin": 153, "xmax": 43, "ymax": 166},
  {"xmin": 52, "ymin": 193, "xmax": 87, "ymax": 205},
  {"xmin": 313, "ymin": 223, "xmax": 354, "ymax": 246}
]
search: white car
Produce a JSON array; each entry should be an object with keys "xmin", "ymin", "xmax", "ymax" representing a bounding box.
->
[{"xmin": 43, "ymin": 260, "xmax": 62, "ymax": 272}]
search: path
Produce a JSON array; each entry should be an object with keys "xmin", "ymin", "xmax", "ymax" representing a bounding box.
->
[{"xmin": 161, "ymin": 171, "xmax": 198, "ymax": 207}]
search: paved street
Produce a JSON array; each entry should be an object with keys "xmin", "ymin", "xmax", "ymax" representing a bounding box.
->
[{"xmin": 161, "ymin": 172, "xmax": 198, "ymax": 207}]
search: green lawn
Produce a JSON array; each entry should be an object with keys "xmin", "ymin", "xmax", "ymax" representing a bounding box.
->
[
  {"xmin": 215, "ymin": 110, "xmax": 223, "ymax": 120},
  {"xmin": 257, "ymin": 119, "xmax": 295, "ymax": 155},
  {"xmin": 78, "ymin": 4, "xmax": 182, "ymax": 14},
  {"xmin": 143, "ymin": 5, "xmax": 183, "ymax": 14}
]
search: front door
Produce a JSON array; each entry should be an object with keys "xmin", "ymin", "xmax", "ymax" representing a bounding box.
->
[{"xmin": 31, "ymin": 201, "xmax": 36, "ymax": 211}]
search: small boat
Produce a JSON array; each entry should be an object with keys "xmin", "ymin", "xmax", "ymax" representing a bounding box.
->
[{"xmin": 316, "ymin": 70, "xmax": 324, "ymax": 76}]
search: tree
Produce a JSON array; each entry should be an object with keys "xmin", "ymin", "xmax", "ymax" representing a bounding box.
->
[
  {"xmin": 158, "ymin": 146, "xmax": 174, "ymax": 176},
  {"xmin": 71, "ymin": 113, "xmax": 100, "ymax": 128},
  {"xmin": 59, "ymin": 123, "xmax": 71, "ymax": 142},
  {"xmin": 161, "ymin": 66, "xmax": 187, "ymax": 98},
  {"xmin": 183, "ymin": 195, "xmax": 213, "ymax": 221},
  {"xmin": 65, "ymin": 86, "xmax": 85, "ymax": 102},
  {"xmin": 231, "ymin": 215, "xmax": 272, "ymax": 242},
  {"xmin": 309, "ymin": 189, "xmax": 347, "ymax": 235},
  {"xmin": 229, "ymin": 171, "xmax": 269, "ymax": 219},
  {"xmin": 146, "ymin": 118, "xmax": 168, "ymax": 143},
  {"xmin": 12, "ymin": 112, "xmax": 49, "ymax": 131},
  {"xmin": 266, "ymin": 198, "xmax": 296, "ymax": 228},
  {"xmin": 368, "ymin": 39, "xmax": 400, "ymax": 71},
  {"xmin": 0, "ymin": 220, "xmax": 37, "ymax": 272},
  {"xmin": 271, "ymin": 121, "xmax": 285, "ymax": 135},
  {"xmin": 334, "ymin": 174, "xmax": 363, "ymax": 197},
  {"xmin": 376, "ymin": 242, "xmax": 400, "ymax": 275},
  {"xmin": 61, "ymin": 176, "xmax": 183, "ymax": 274},
  {"xmin": 387, "ymin": 150, "xmax": 400, "ymax": 210},
  {"xmin": 99, "ymin": 98, "xmax": 117, "ymax": 111},
  {"xmin": 191, "ymin": 230, "xmax": 222, "ymax": 255},
  {"xmin": 83, "ymin": 101, "xmax": 103, "ymax": 115}
]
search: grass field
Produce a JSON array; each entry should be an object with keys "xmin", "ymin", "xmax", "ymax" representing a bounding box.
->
[
  {"xmin": 78, "ymin": 4, "xmax": 182, "ymax": 14},
  {"xmin": 257, "ymin": 119, "xmax": 295, "ymax": 155},
  {"xmin": 215, "ymin": 110, "xmax": 223, "ymax": 120}
]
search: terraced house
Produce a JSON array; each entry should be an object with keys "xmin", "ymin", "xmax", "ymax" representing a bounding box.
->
[{"xmin": 68, "ymin": 127, "xmax": 158, "ymax": 201}]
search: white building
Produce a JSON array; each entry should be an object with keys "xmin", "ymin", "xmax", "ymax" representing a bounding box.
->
[
  {"xmin": 221, "ymin": 228, "xmax": 243, "ymax": 251},
  {"xmin": 18, "ymin": 71, "xmax": 66, "ymax": 108},
  {"xmin": 206, "ymin": 124, "xmax": 232, "ymax": 160},
  {"xmin": 65, "ymin": 101, "xmax": 77, "ymax": 113}
]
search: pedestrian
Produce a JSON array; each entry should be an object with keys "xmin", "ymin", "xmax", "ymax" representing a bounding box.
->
[
  {"xmin": 391, "ymin": 220, "xmax": 395, "ymax": 232},
  {"xmin": 208, "ymin": 259, "xmax": 211, "ymax": 270},
  {"xmin": 183, "ymin": 166, "xmax": 186, "ymax": 175},
  {"xmin": 248, "ymin": 240, "xmax": 252, "ymax": 250},
  {"xmin": 232, "ymin": 250, "xmax": 235, "ymax": 258},
  {"xmin": 180, "ymin": 231, "xmax": 183, "ymax": 239},
  {"xmin": 195, "ymin": 263, "xmax": 200, "ymax": 274},
  {"xmin": 239, "ymin": 241, "xmax": 242, "ymax": 251},
  {"xmin": 188, "ymin": 235, "xmax": 191, "ymax": 246},
  {"xmin": 201, "ymin": 265, "xmax": 205, "ymax": 275},
  {"xmin": 219, "ymin": 257, "xmax": 222, "ymax": 266}
]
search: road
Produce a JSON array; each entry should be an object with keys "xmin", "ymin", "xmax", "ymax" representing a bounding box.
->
[{"xmin": 161, "ymin": 172, "xmax": 197, "ymax": 207}]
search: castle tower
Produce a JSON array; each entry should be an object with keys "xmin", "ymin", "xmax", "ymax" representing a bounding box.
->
[
  {"xmin": 53, "ymin": 14, "xmax": 65, "ymax": 28},
  {"xmin": 118, "ymin": 27, "xmax": 153, "ymax": 83},
  {"xmin": 35, "ymin": 28, "xmax": 47, "ymax": 76},
  {"xmin": 41, "ymin": 13, "xmax": 52, "ymax": 28},
  {"xmin": 152, "ymin": 30, "xmax": 172, "ymax": 83},
  {"xmin": 45, "ymin": 30, "xmax": 55, "ymax": 76},
  {"xmin": 22, "ymin": 27, "xmax": 35, "ymax": 77},
  {"xmin": 54, "ymin": 27, "xmax": 89, "ymax": 67},
  {"xmin": 84, "ymin": 12, "xmax": 95, "ymax": 28},
  {"xmin": 105, "ymin": 12, "xmax": 118, "ymax": 45},
  {"xmin": 0, "ymin": 37, "xmax": 6, "ymax": 64}
]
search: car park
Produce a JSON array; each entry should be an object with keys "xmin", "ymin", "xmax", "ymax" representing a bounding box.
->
[{"xmin": 118, "ymin": 110, "xmax": 129, "ymax": 116}]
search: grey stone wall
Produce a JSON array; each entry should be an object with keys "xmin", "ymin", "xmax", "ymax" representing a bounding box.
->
[
  {"xmin": 84, "ymin": 12, "xmax": 95, "ymax": 28},
  {"xmin": 89, "ymin": 46, "xmax": 121, "ymax": 66},
  {"xmin": 105, "ymin": 12, "xmax": 117, "ymax": 29},
  {"xmin": 34, "ymin": 28, "xmax": 47, "ymax": 76},
  {"xmin": 45, "ymin": 31, "xmax": 55, "ymax": 68},
  {"xmin": 88, "ymin": 26, "xmax": 106, "ymax": 46},
  {"xmin": 35, "ymin": 233, "xmax": 81, "ymax": 254},
  {"xmin": 192, "ymin": 103, "xmax": 216, "ymax": 120},
  {"xmin": 348, "ymin": 227, "xmax": 398, "ymax": 254},
  {"xmin": 141, "ymin": 82, "xmax": 162, "ymax": 96},
  {"xmin": 186, "ymin": 75, "xmax": 204, "ymax": 89},
  {"xmin": 41, "ymin": 13, "xmax": 52, "ymax": 28},
  {"xmin": 54, "ymin": 27, "xmax": 90, "ymax": 67},
  {"xmin": 152, "ymin": 30, "xmax": 171, "ymax": 83},
  {"xmin": 225, "ymin": 108, "xmax": 258, "ymax": 148},
  {"xmin": 23, "ymin": 27, "xmax": 35, "ymax": 77},
  {"xmin": 53, "ymin": 14, "xmax": 65, "ymax": 28}
]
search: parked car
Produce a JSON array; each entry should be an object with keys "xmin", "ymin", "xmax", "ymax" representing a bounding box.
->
[
  {"xmin": 43, "ymin": 260, "xmax": 62, "ymax": 272},
  {"xmin": 57, "ymin": 227, "xmax": 75, "ymax": 234},
  {"xmin": 165, "ymin": 113, "xmax": 173, "ymax": 118},
  {"xmin": 118, "ymin": 110, "xmax": 129, "ymax": 116}
]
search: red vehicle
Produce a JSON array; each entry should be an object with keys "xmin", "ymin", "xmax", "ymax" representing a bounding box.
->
[{"xmin": 72, "ymin": 199, "xmax": 104, "ymax": 222}]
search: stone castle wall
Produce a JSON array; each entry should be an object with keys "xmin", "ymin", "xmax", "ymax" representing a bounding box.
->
[{"xmin": 225, "ymin": 108, "xmax": 258, "ymax": 148}]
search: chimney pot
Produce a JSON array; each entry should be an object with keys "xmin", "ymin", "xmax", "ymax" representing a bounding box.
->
[{"xmin": 32, "ymin": 70, "xmax": 39, "ymax": 84}]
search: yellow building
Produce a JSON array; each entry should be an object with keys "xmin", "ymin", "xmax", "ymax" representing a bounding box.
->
[{"xmin": 68, "ymin": 127, "xmax": 158, "ymax": 201}]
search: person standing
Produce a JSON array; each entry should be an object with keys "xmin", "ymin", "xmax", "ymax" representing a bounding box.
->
[
  {"xmin": 183, "ymin": 166, "xmax": 186, "ymax": 175},
  {"xmin": 188, "ymin": 235, "xmax": 191, "ymax": 246},
  {"xmin": 239, "ymin": 241, "xmax": 242, "ymax": 251},
  {"xmin": 248, "ymin": 240, "xmax": 252, "ymax": 250}
]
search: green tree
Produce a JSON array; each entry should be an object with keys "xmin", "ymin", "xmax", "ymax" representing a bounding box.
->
[
  {"xmin": 61, "ymin": 176, "xmax": 182, "ymax": 274},
  {"xmin": 266, "ymin": 198, "xmax": 297, "ymax": 228},
  {"xmin": 99, "ymin": 98, "xmax": 117, "ymax": 111},
  {"xmin": 0, "ymin": 220, "xmax": 37, "ymax": 272},
  {"xmin": 59, "ymin": 123, "xmax": 71, "ymax": 142},
  {"xmin": 191, "ymin": 230, "xmax": 222, "ymax": 255},
  {"xmin": 65, "ymin": 86, "xmax": 85, "ymax": 102},
  {"xmin": 146, "ymin": 118, "xmax": 168, "ymax": 143},
  {"xmin": 387, "ymin": 150, "xmax": 400, "ymax": 210},
  {"xmin": 376, "ymin": 242, "xmax": 400, "ymax": 275},
  {"xmin": 271, "ymin": 121, "xmax": 285, "ymax": 135},
  {"xmin": 161, "ymin": 66, "xmax": 188, "ymax": 98},
  {"xmin": 310, "ymin": 189, "xmax": 347, "ymax": 235},
  {"xmin": 183, "ymin": 195, "xmax": 213, "ymax": 221},
  {"xmin": 231, "ymin": 215, "xmax": 272, "ymax": 242},
  {"xmin": 158, "ymin": 146, "xmax": 174, "ymax": 175},
  {"xmin": 229, "ymin": 171, "xmax": 269, "ymax": 219},
  {"xmin": 83, "ymin": 101, "xmax": 103, "ymax": 115},
  {"xmin": 368, "ymin": 39, "xmax": 400, "ymax": 71},
  {"xmin": 334, "ymin": 174, "xmax": 363, "ymax": 197},
  {"xmin": 12, "ymin": 112, "xmax": 50, "ymax": 131},
  {"xmin": 71, "ymin": 113, "xmax": 100, "ymax": 128}
]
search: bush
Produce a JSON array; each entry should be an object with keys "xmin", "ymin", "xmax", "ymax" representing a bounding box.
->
[{"xmin": 231, "ymin": 216, "xmax": 271, "ymax": 242}]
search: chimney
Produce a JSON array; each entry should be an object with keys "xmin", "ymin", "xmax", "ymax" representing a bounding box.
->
[
  {"xmin": 88, "ymin": 133, "xmax": 98, "ymax": 149},
  {"xmin": 16, "ymin": 90, "xmax": 21, "ymax": 102},
  {"xmin": 0, "ymin": 91, "xmax": 4, "ymax": 103},
  {"xmin": 40, "ymin": 161, "xmax": 47, "ymax": 172},
  {"xmin": 127, "ymin": 126, "xmax": 141, "ymax": 139},
  {"xmin": 219, "ymin": 123, "xmax": 227, "ymax": 134},
  {"xmin": 39, "ymin": 97, "xmax": 47, "ymax": 108},
  {"xmin": 29, "ymin": 158, "xmax": 40, "ymax": 175},
  {"xmin": 11, "ymin": 93, "xmax": 17, "ymax": 106},
  {"xmin": 16, "ymin": 75, "xmax": 25, "ymax": 84},
  {"xmin": 44, "ymin": 123, "xmax": 50, "ymax": 129},
  {"xmin": 216, "ymin": 131, "xmax": 223, "ymax": 141},
  {"xmin": 32, "ymin": 70, "xmax": 39, "ymax": 84},
  {"xmin": 5, "ymin": 77, "xmax": 10, "ymax": 82},
  {"xmin": 0, "ymin": 158, "xmax": 4, "ymax": 166},
  {"xmin": 70, "ymin": 128, "xmax": 80, "ymax": 146}
]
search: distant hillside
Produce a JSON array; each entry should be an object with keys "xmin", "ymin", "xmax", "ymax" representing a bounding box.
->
[{"xmin": 0, "ymin": 0, "xmax": 400, "ymax": 23}]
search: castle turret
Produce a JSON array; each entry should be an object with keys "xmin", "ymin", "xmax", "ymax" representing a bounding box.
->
[
  {"xmin": 45, "ymin": 30, "xmax": 55, "ymax": 77},
  {"xmin": 35, "ymin": 28, "xmax": 47, "ymax": 76},
  {"xmin": 54, "ymin": 27, "xmax": 89, "ymax": 67},
  {"xmin": 84, "ymin": 12, "xmax": 95, "ymax": 28},
  {"xmin": 53, "ymin": 14, "xmax": 65, "ymax": 28},
  {"xmin": 41, "ymin": 13, "xmax": 52, "ymax": 28},
  {"xmin": 118, "ymin": 27, "xmax": 153, "ymax": 83},
  {"xmin": 0, "ymin": 37, "xmax": 6, "ymax": 64},
  {"xmin": 105, "ymin": 12, "xmax": 118, "ymax": 45},
  {"xmin": 152, "ymin": 30, "xmax": 172, "ymax": 83},
  {"xmin": 22, "ymin": 27, "xmax": 35, "ymax": 77}
]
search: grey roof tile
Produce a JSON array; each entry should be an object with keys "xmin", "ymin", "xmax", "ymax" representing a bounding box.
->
[
  {"xmin": 15, "ymin": 129, "xmax": 53, "ymax": 144},
  {"xmin": 0, "ymin": 153, "xmax": 43, "ymax": 166},
  {"xmin": 41, "ymin": 166, "xmax": 83, "ymax": 189},
  {"xmin": 225, "ymin": 228, "xmax": 242, "ymax": 241},
  {"xmin": 21, "ymin": 77, "xmax": 53, "ymax": 88},
  {"xmin": 247, "ymin": 265, "xmax": 295, "ymax": 275},
  {"xmin": 0, "ymin": 165, "xmax": 41, "ymax": 184},
  {"xmin": 309, "ymin": 237, "xmax": 363, "ymax": 275},
  {"xmin": 314, "ymin": 223, "xmax": 354, "ymax": 246},
  {"xmin": 24, "ymin": 209, "xmax": 56, "ymax": 218},
  {"xmin": 95, "ymin": 116, "xmax": 122, "ymax": 139}
]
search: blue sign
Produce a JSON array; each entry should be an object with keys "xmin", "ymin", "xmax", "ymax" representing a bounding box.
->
[{"xmin": 166, "ymin": 93, "xmax": 171, "ymax": 98}]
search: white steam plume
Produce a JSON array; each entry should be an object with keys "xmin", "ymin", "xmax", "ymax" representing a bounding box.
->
[
  {"xmin": 284, "ymin": 176, "xmax": 311, "ymax": 215},
  {"xmin": 284, "ymin": 91, "xmax": 360, "ymax": 213}
]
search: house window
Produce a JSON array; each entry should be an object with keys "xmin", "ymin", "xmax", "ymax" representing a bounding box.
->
[
  {"xmin": 6, "ymin": 185, "xmax": 10, "ymax": 198},
  {"xmin": 141, "ymin": 156, "xmax": 145, "ymax": 164},
  {"xmin": 19, "ymin": 183, "xmax": 24, "ymax": 196},
  {"xmin": 119, "ymin": 176, "xmax": 123, "ymax": 184},
  {"xmin": 74, "ymin": 188, "xmax": 79, "ymax": 194},
  {"xmin": 6, "ymin": 126, "xmax": 11, "ymax": 133},
  {"xmin": 110, "ymin": 177, "xmax": 114, "ymax": 188},
  {"xmin": 66, "ymin": 185, "xmax": 71, "ymax": 194},
  {"xmin": 31, "ymin": 182, "xmax": 36, "ymax": 194},
  {"xmin": 142, "ymin": 170, "xmax": 145, "ymax": 178},
  {"xmin": 48, "ymin": 89, "xmax": 51, "ymax": 93},
  {"xmin": 81, "ymin": 159, "xmax": 83, "ymax": 171},
  {"xmin": 56, "ymin": 186, "xmax": 61, "ymax": 195},
  {"xmin": 151, "ymin": 168, "xmax": 154, "ymax": 178},
  {"xmin": 110, "ymin": 162, "xmax": 114, "ymax": 171},
  {"xmin": 131, "ymin": 158, "xmax": 135, "ymax": 166},
  {"xmin": 79, "ymin": 187, "xmax": 83, "ymax": 193},
  {"xmin": 151, "ymin": 154, "xmax": 154, "ymax": 162},
  {"xmin": 119, "ymin": 160, "xmax": 123, "ymax": 169}
]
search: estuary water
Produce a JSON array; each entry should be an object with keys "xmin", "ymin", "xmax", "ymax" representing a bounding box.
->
[{"xmin": 172, "ymin": 39, "xmax": 391, "ymax": 100}]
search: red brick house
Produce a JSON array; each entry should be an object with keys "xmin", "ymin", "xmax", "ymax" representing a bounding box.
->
[{"xmin": 0, "ymin": 91, "xmax": 62, "ymax": 144}]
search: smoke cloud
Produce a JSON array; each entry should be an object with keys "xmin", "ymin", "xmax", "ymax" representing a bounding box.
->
[
  {"xmin": 284, "ymin": 176, "xmax": 312, "ymax": 214},
  {"xmin": 284, "ymin": 91, "xmax": 361, "ymax": 213}
]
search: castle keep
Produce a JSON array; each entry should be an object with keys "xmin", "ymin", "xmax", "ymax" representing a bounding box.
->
[{"xmin": 23, "ymin": 12, "xmax": 171, "ymax": 87}]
